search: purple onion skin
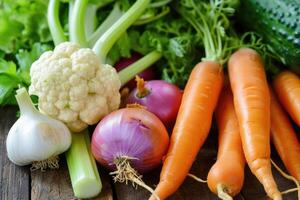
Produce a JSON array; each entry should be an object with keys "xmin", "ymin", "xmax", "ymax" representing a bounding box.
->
[
  {"xmin": 127, "ymin": 80, "xmax": 183, "ymax": 129},
  {"xmin": 114, "ymin": 52, "xmax": 156, "ymax": 89},
  {"xmin": 91, "ymin": 108, "xmax": 169, "ymax": 174}
]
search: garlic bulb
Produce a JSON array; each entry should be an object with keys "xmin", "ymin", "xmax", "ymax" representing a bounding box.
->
[{"xmin": 6, "ymin": 88, "xmax": 71, "ymax": 170}]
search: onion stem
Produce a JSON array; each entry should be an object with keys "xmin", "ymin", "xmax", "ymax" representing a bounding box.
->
[{"xmin": 135, "ymin": 76, "xmax": 150, "ymax": 98}]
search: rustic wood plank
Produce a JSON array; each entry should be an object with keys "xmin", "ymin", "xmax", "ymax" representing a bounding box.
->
[
  {"xmin": 0, "ymin": 107, "xmax": 30, "ymax": 200},
  {"xmin": 31, "ymin": 154, "xmax": 114, "ymax": 200},
  {"xmin": 1, "ymin": 106, "xmax": 298, "ymax": 200},
  {"xmin": 31, "ymin": 157, "xmax": 75, "ymax": 200}
]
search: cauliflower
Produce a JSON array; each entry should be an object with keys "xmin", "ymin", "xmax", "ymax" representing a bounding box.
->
[{"xmin": 29, "ymin": 42, "xmax": 121, "ymax": 132}]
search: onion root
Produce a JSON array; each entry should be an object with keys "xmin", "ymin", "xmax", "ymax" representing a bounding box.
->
[{"xmin": 110, "ymin": 156, "xmax": 160, "ymax": 200}]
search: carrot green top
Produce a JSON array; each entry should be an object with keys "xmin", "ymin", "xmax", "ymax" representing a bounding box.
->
[{"xmin": 176, "ymin": 0, "xmax": 239, "ymax": 64}]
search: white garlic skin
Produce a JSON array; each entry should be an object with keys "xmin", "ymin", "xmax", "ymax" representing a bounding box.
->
[{"xmin": 6, "ymin": 112, "xmax": 72, "ymax": 166}]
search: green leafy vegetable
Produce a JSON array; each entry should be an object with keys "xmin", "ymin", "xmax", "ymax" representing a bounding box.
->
[
  {"xmin": 175, "ymin": 0, "xmax": 238, "ymax": 63},
  {"xmin": 0, "ymin": 60, "xmax": 21, "ymax": 105},
  {"xmin": 128, "ymin": 16, "xmax": 202, "ymax": 87},
  {"xmin": 0, "ymin": 0, "xmax": 51, "ymax": 53},
  {"xmin": 0, "ymin": 43, "xmax": 52, "ymax": 106}
]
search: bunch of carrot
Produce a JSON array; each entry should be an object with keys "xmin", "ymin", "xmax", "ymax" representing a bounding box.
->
[
  {"xmin": 145, "ymin": 0, "xmax": 300, "ymax": 199},
  {"xmin": 149, "ymin": 47, "xmax": 300, "ymax": 200}
]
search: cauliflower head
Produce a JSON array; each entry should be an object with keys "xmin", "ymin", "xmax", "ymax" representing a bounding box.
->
[{"xmin": 29, "ymin": 42, "xmax": 121, "ymax": 132}]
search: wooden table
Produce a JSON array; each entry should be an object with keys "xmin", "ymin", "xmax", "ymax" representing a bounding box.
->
[{"xmin": 0, "ymin": 107, "xmax": 297, "ymax": 200}]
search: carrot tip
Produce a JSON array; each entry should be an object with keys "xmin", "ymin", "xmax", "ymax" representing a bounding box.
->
[{"xmin": 217, "ymin": 184, "xmax": 233, "ymax": 200}]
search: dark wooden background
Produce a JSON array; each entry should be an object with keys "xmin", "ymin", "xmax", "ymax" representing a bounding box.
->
[{"xmin": 0, "ymin": 107, "xmax": 297, "ymax": 200}]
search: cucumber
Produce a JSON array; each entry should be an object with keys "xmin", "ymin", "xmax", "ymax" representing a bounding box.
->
[{"xmin": 237, "ymin": 0, "xmax": 300, "ymax": 68}]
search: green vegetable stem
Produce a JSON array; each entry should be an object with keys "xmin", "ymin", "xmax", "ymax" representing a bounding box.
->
[{"xmin": 92, "ymin": 0, "xmax": 151, "ymax": 63}]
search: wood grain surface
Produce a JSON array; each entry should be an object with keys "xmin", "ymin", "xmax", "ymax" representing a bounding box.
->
[
  {"xmin": 0, "ymin": 107, "xmax": 298, "ymax": 200},
  {"xmin": 0, "ymin": 107, "xmax": 30, "ymax": 200}
]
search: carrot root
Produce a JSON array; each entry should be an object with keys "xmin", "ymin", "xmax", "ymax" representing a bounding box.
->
[
  {"xmin": 271, "ymin": 160, "xmax": 300, "ymax": 200},
  {"xmin": 217, "ymin": 184, "xmax": 233, "ymax": 200},
  {"xmin": 187, "ymin": 173, "xmax": 207, "ymax": 183},
  {"xmin": 282, "ymin": 188, "xmax": 298, "ymax": 195}
]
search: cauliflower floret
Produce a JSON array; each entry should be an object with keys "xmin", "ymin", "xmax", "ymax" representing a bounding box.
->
[{"xmin": 29, "ymin": 42, "xmax": 121, "ymax": 132}]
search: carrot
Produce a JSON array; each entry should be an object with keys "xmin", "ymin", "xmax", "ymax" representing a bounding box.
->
[
  {"xmin": 228, "ymin": 48, "xmax": 281, "ymax": 200},
  {"xmin": 207, "ymin": 83, "xmax": 245, "ymax": 200},
  {"xmin": 149, "ymin": 61, "xmax": 223, "ymax": 200},
  {"xmin": 273, "ymin": 70, "xmax": 300, "ymax": 126},
  {"xmin": 270, "ymin": 87, "xmax": 300, "ymax": 182}
]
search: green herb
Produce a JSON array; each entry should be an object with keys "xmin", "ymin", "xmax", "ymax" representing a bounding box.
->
[{"xmin": 128, "ymin": 16, "xmax": 201, "ymax": 87}]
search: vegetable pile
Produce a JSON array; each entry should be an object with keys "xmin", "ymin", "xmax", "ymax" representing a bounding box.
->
[{"xmin": 2, "ymin": 0, "xmax": 300, "ymax": 199}]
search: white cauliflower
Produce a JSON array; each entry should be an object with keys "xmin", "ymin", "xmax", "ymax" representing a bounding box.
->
[{"xmin": 29, "ymin": 42, "xmax": 121, "ymax": 132}]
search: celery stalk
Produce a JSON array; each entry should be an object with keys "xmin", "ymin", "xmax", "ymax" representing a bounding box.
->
[
  {"xmin": 65, "ymin": 130, "xmax": 102, "ymax": 199},
  {"xmin": 88, "ymin": 3, "xmax": 123, "ymax": 47},
  {"xmin": 118, "ymin": 50, "xmax": 162, "ymax": 86},
  {"xmin": 48, "ymin": 0, "xmax": 67, "ymax": 45},
  {"xmin": 92, "ymin": 0, "xmax": 151, "ymax": 62},
  {"xmin": 70, "ymin": 0, "xmax": 89, "ymax": 46}
]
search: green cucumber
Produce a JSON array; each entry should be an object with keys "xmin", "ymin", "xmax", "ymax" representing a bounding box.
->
[{"xmin": 237, "ymin": 0, "xmax": 300, "ymax": 68}]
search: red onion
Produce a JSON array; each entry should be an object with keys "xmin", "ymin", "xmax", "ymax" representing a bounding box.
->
[
  {"xmin": 91, "ymin": 108, "xmax": 169, "ymax": 198},
  {"xmin": 92, "ymin": 107, "xmax": 169, "ymax": 172},
  {"xmin": 127, "ymin": 77, "xmax": 183, "ymax": 129},
  {"xmin": 114, "ymin": 52, "xmax": 156, "ymax": 89}
]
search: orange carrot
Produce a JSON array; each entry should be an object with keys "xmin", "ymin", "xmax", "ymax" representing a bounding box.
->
[
  {"xmin": 207, "ymin": 83, "xmax": 245, "ymax": 199},
  {"xmin": 149, "ymin": 61, "xmax": 223, "ymax": 200},
  {"xmin": 273, "ymin": 70, "xmax": 300, "ymax": 127},
  {"xmin": 270, "ymin": 87, "xmax": 300, "ymax": 182},
  {"xmin": 228, "ymin": 48, "xmax": 281, "ymax": 200}
]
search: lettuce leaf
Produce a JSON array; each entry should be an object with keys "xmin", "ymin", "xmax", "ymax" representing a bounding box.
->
[
  {"xmin": 0, "ymin": 42, "xmax": 52, "ymax": 106},
  {"xmin": 0, "ymin": 0, "xmax": 51, "ymax": 53}
]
